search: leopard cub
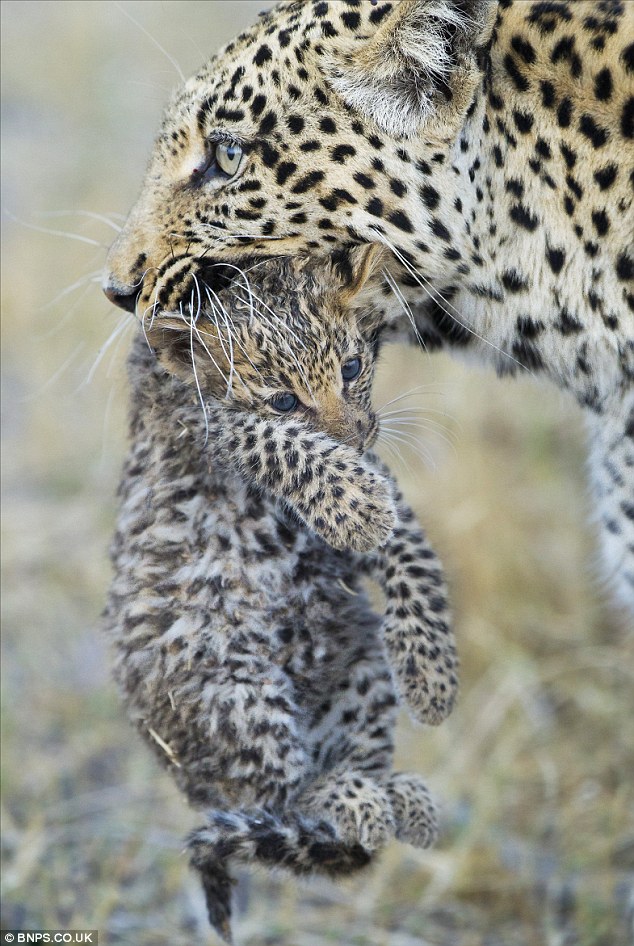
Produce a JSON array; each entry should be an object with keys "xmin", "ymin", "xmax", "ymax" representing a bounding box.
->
[{"xmin": 104, "ymin": 248, "xmax": 457, "ymax": 941}]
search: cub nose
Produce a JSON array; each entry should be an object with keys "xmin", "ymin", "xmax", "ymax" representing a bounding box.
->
[{"xmin": 102, "ymin": 276, "xmax": 138, "ymax": 313}]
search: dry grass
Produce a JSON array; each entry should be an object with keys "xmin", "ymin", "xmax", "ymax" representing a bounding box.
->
[{"xmin": 1, "ymin": 3, "xmax": 633, "ymax": 944}]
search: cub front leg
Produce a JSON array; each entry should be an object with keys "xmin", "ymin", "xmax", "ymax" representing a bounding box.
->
[
  {"xmin": 208, "ymin": 406, "xmax": 396, "ymax": 552},
  {"xmin": 363, "ymin": 461, "xmax": 459, "ymax": 725}
]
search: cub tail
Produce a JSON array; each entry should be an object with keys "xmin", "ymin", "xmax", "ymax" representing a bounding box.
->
[{"xmin": 188, "ymin": 807, "xmax": 373, "ymax": 943}]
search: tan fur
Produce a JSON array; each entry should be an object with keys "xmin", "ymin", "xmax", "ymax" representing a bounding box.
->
[{"xmin": 103, "ymin": 0, "xmax": 634, "ymax": 607}]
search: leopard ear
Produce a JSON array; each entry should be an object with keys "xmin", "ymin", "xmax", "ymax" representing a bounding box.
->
[{"xmin": 325, "ymin": 0, "xmax": 496, "ymax": 139}]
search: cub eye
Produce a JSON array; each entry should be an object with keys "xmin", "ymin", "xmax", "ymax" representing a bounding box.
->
[
  {"xmin": 270, "ymin": 392, "xmax": 298, "ymax": 413},
  {"xmin": 215, "ymin": 140, "xmax": 243, "ymax": 176},
  {"xmin": 341, "ymin": 357, "xmax": 362, "ymax": 381}
]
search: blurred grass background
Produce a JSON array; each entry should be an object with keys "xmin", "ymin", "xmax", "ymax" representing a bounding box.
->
[{"xmin": 1, "ymin": 2, "xmax": 632, "ymax": 944}]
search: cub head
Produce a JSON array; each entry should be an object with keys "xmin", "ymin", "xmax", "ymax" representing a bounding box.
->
[
  {"xmin": 104, "ymin": 0, "xmax": 495, "ymax": 316},
  {"xmin": 145, "ymin": 244, "xmax": 386, "ymax": 451}
]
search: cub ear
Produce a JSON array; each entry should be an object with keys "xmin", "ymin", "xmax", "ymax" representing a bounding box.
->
[
  {"xmin": 325, "ymin": 0, "xmax": 496, "ymax": 139},
  {"xmin": 144, "ymin": 318, "xmax": 196, "ymax": 383},
  {"xmin": 328, "ymin": 243, "xmax": 386, "ymax": 302},
  {"xmin": 145, "ymin": 317, "xmax": 222, "ymax": 386}
]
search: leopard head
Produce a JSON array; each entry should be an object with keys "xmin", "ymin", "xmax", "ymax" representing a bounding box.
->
[{"xmin": 104, "ymin": 1, "xmax": 495, "ymax": 316}]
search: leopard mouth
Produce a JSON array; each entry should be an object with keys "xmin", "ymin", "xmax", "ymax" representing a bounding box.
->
[
  {"xmin": 141, "ymin": 258, "xmax": 255, "ymax": 318},
  {"xmin": 198, "ymin": 260, "xmax": 253, "ymax": 297}
]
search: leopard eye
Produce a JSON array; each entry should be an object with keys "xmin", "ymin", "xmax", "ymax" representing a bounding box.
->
[
  {"xmin": 269, "ymin": 392, "xmax": 298, "ymax": 413},
  {"xmin": 215, "ymin": 140, "xmax": 243, "ymax": 176},
  {"xmin": 341, "ymin": 357, "xmax": 362, "ymax": 381}
]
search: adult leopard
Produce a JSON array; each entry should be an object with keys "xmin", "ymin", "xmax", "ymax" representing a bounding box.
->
[{"xmin": 104, "ymin": 0, "xmax": 634, "ymax": 610}]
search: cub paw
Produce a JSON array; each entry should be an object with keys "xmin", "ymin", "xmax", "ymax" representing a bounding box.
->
[
  {"xmin": 300, "ymin": 772, "xmax": 395, "ymax": 853},
  {"xmin": 318, "ymin": 462, "xmax": 396, "ymax": 553},
  {"xmin": 386, "ymin": 772, "xmax": 438, "ymax": 849},
  {"xmin": 382, "ymin": 616, "xmax": 459, "ymax": 725}
]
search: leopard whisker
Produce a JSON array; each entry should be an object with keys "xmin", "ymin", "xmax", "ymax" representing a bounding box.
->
[
  {"xmin": 202, "ymin": 283, "xmax": 263, "ymax": 382},
  {"xmin": 140, "ymin": 292, "xmax": 162, "ymax": 349},
  {"xmin": 37, "ymin": 270, "xmax": 103, "ymax": 315},
  {"xmin": 114, "ymin": 0, "xmax": 185, "ymax": 82},
  {"xmin": 19, "ymin": 342, "xmax": 87, "ymax": 403},
  {"xmin": 191, "ymin": 272, "xmax": 234, "ymax": 397},
  {"xmin": 198, "ymin": 317, "xmax": 235, "ymax": 392},
  {"xmin": 371, "ymin": 227, "xmax": 531, "ymax": 377},
  {"xmin": 199, "ymin": 283, "xmax": 238, "ymax": 396},
  {"xmin": 105, "ymin": 312, "xmax": 137, "ymax": 380},
  {"xmin": 79, "ymin": 314, "xmax": 132, "ymax": 389},
  {"xmin": 185, "ymin": 304, "xmax": 210, "ymax": 444},
  {"xmin": 37, "ymin": 209, "xmax": 123, "ymax": 233},
  {"xmin": 4, "ymin": 210, "xmax": 108, "ymax": 248},
  {"xmin": 201, "ymin": 261, "xmax": 261, "ymax": 364},
  {"xmin": 34, "ymin": 279, "xmax": 103, "ymax": 341},
  {"xmin": 189, "ymin": 304, "xmax": 235, "ymax": 393},
  {"xmin": 382, "ymin": 266, "xmax": 426, "ymax": 352}
]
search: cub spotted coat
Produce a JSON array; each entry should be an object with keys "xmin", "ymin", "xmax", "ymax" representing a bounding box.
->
[{"xmin": 104, "ymin": 253, "xmax": 456, "ymax": 941}]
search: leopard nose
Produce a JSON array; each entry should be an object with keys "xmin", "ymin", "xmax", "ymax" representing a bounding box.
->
[{"xmin": 102, "ymin": 277, "xmax": 138, "ymax": 313}]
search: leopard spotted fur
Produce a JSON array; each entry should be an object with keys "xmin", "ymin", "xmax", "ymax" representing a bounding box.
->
[{"xmin": 104, "ymin": 0, "xmax": 634, "ymax": 610}]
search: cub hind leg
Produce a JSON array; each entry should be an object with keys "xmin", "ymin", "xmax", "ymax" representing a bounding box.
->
[
  {"xmin": 297, "ymin": 636, "xmax": 398, "ymax": 851},
  {"xmin": 298, "ymin": 636, "xmax": 436, "ymax": 853},
  {"xmin": 298, "ymin": 768, "xmax": 395, "ymax": 853},
  {"xmin": 386, "ymin": 771, "xmax": 438, "ymax": 849}
]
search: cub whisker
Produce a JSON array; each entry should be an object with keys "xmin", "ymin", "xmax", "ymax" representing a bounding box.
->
[{"xmin": 379, "ymin": 425, "xmax": 437, "ymax": 470}]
